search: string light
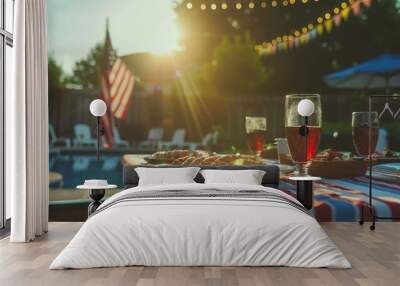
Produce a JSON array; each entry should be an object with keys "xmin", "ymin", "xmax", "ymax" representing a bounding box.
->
[
  {"xmin": 256, "ymin": 0, "xmax": 373, "ymax": 55},
  {"xmin": 184, "ymin": 0, "xmax": 325, "ymax": 10}
]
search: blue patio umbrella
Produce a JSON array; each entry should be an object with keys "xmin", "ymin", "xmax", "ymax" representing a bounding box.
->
[{"xmin": 324, "ymin": 54, "xmax": 400, "ymax": 91}]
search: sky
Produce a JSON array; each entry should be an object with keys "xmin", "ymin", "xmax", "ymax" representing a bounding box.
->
[{"xmin": 47, "ymin": 0, "xmax": 181, "ymax": 74}]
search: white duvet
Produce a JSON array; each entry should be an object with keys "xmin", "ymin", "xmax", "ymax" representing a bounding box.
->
[{"xmin": 50, "ymin": 183, "xmax": 351, "ymax": 269}]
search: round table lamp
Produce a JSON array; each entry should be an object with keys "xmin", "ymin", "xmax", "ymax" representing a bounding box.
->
[
  {"xmin": 297, "ymin": 99, "xmax": 315, "ymax": 117},
  {"xmin": 89, "ymin": 99, "xmax": 107, "ymax": 160},
  {"xmin": 90, "ymin": 99, "xmax": 107, "ymax": 117}
]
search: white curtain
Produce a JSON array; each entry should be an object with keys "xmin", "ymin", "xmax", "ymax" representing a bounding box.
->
[{"xmin": 7, "ymin": 0, "xmax": 49, "ymax": 242}]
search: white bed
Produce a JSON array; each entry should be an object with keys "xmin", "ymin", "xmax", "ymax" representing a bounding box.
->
[{"xmin": 50, "ymin": 183, "xmax": 351, "ymax": 269}]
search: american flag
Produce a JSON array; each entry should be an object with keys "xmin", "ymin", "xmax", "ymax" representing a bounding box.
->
[
  {"xmin": 100, "ymin": 21, "xmax": 135, "ymax": 147},
  {"xmin": 109, "ymin": 58, "xmax": 135, "ymax": 119}
]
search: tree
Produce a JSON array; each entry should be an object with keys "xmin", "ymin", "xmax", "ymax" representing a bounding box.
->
[
  {"xmin": 199, "ymin": 32, "xmax": 270, "ymax": 95},
  {"xmin": 48, "ymin": 55, "xmax": 66, "ymax": 89},
  {"xmin": 176, "ymin": 0, "xmax": 400, "ymax": 93},
  {"xmin": 66, "ymin": 42, "xmax": 116, "ymax": 89}
]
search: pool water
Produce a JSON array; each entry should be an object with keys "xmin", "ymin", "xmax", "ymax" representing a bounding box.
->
[{"xmin": 50, "ymin": 153, "xmax": 123, "ymax": 188}]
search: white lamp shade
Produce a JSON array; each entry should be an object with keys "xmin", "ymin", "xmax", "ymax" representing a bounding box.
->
[
  {"xmin": 90, "ymin": 99, "xmax": 107, "ymax": 117},
  {"xmin": 297, "ymin": 99, "xmax": 315, "ymax": 117}
]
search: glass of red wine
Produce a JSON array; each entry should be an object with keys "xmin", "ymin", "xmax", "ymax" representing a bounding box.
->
[
  {"xmin": 285, "ymin": 94, "xmax": 322, "ymax": 175},
  {"xmin": 245, "ymin": 116, "xmax": 267, "ymax": 156},
  {"xmin": 352, "ymin": 112, "xmax": 379, "ymax": 158}
]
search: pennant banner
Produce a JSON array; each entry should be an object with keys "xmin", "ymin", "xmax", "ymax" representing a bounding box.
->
[{"xmin": 256, "ymin": 0, "xmax": 373, "ymax": 56}]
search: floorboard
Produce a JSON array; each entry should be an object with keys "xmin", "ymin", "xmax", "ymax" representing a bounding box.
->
[{"xmin": 0, "ymin": 222, "xmax": 399, "ymax": 286}]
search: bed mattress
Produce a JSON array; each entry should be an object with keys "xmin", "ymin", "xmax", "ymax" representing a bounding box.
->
[{"xmin": 50, "ymin": 183, "xmax": 350, "ymax": 269}]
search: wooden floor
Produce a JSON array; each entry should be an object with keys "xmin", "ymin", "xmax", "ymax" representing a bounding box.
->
[{"xmin": 0, "ymin": 222, "xmax": 399, "ymax": 286}]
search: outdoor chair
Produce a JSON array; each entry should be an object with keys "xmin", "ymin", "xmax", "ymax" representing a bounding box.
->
[
  {"xmin": 187, "ymin": 131, "xmax": 219, "ymax": 150},
  {"xmin": 158, "ymin": 129, "xmax": 186, "ymax": 150},
  {"xmin": 138, "ymin": 128, "xmax": 164, "ymax": 150},
  {"xmin": 73, "ymin": 124, "xmax": 97, "ymax": 147},
  {"xmin": 49, "ymin": 123, "xmax": 71, "ymax": 148},
  {"xmin": 113, "ymin": 127, "xmax": 130, "ymax": 148}
]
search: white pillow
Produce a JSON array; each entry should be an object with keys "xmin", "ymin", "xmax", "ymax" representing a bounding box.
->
[
  {"xmin": 200, "ymin": 169, "xmax": 266, "ymax": 185},
  {"xmin": 135, "ymin": 167, "xmax": 201, "ymax": 186}
]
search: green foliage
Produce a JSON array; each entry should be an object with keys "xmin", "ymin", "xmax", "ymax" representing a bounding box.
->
[
  {"xmin": 66, "ymin": 42, "xmax": 116, "ymax": 89},
  {"xmin": 199, "ymin": 32, "xmax": 271, "ymax": 95},
  {"xmin": 323, "ymin": 122, "xmax": 352, "ymax": 135},
  {"xmin": 48, "ymin": 55, "xmax": 66, "ymax": 89}
]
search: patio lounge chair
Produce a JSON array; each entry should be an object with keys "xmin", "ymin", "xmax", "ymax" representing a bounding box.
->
[
  {"xmin": 113, "ymin": 127, "xmax": 129, "ymax": 148},
  {"xmin": 138, "ymin": 128, "xmax": 164, "ymax": 150},
  {"xmin": 187, "ymin": 131, "xmax": 219, "ymax": 150},
  {"xmin": 49, "ymin": 124, "xmax": 71, "ymax": 148},
  {"xmin": 158, "ymin": 129, "xmax": 186, "ymax": 150},
  {"xmin": 73, "ymin": 124, "xmax": 97, "ymax": 147}
]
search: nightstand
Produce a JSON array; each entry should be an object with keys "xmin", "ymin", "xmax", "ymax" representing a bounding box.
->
[
  {"xmin": 288, "ymin": 176, "xmax": 321, "ymax": 210},
  {"xmin": 77, "ymin": 180, "xmax": 117, "ymax": 216}
]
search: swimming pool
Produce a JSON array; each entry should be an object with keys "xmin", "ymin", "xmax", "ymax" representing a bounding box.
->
[{"xmin": 49, "ymin": 151, "xmax": 124, "ymax": 188}]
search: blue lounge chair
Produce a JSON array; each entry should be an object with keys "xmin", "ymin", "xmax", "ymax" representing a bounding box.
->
[
  {"xmin": 73, "ymin": 124, "xmax": 97, "ymax": 147},
  {"xmin": 187, "ymin": 131, "xmax": 219, "ymax": 150},
  {"xmin": 158, "ymin": 129, "xmax": 186, "ymax": 150},
  {"xmin": 113, "ymin": 128, "xmax": 129, "ymax": 148},
  {"xmin": 138, "ymin": 128, "xmax": 164, "ymax": 150},
  {"xmin": 49, "ymin": 124, "xmax": 71, "ymax": 148}
]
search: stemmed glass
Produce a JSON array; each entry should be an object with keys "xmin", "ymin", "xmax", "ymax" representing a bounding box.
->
[
  {"xmin": 245, "ymin": 116, "xmax": 267, "ymax": 156},
  {"xmin": 352, "ymin": 112, "xmax": 379, "ymax": 158},
  {"xmin": 285, "ymin": 94, "xmax": 322, "ymax": 175}
]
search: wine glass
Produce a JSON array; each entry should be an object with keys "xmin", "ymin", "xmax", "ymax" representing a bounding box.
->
[
  {"xmin": 285, "ymin": 94, "xmax": 322, "ymax": 175},
  {"xmin": 245, "ymin": 116, "xmax": 267, "ymax": 156},
  {"xmin": 352, "ymin": 112, "xmax": 379, "ymax": 158}
]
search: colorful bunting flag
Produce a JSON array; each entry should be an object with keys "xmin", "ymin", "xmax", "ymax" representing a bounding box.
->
[
  {"xmin": 352, "ymin": 1, "xmax": 361, "ymax": 15},
  {"xmin": 333, "ymin": 14, "xmax": 342, "ymax": 27},
  {"xmin": 256, "ymin": 0, "xmax": 373, "ymax": 56},
  {"xmin": 324, "ymin": 20, "xmax": 333, "ymax": 33}
]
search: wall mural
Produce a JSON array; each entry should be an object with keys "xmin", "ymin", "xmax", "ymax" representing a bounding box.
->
[{"xmin": 47, "ymin": 0, "xmax": 400, "ymax": 221}]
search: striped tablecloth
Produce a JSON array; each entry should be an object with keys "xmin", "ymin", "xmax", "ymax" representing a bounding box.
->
[{"xmin": 280, "ymin": 175, "xmax": 400, "ymax": 222}]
